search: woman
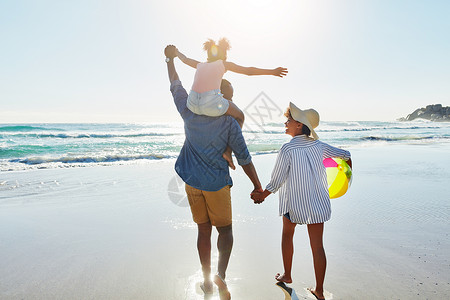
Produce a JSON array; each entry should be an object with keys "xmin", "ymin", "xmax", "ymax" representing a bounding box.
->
[{"xmin": 251, "ymin": 102, "xmax": 352, "ymax": 300}]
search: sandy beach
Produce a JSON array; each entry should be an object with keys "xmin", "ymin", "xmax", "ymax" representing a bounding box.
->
[{"xmin": 1, "ymin": 144, "xmax": 449, "ymax": 300}]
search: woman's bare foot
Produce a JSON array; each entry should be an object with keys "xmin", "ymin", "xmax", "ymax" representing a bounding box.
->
[
  {"xmin": 275, "ymin": 272, "xmax": 292, "ymax": 283},
  {"xmin": 214, "ymin": 274, "xmax": 231, "ymax": 300},
  {"xmin": 307, "ymin": 287, "xmax": 325, "ymax": 300},
  {"xmin": 222, "ymin": 148, "xmax": 235, "ymax": 170}
]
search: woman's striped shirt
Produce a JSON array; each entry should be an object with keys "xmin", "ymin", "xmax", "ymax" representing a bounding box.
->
[{"xmin": 266, "ymin": 135, "xmax": 351, "ymax": 224}]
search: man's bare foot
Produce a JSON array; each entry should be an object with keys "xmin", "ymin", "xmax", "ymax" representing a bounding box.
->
[
  {"xmin": 275, "ymin": 272, "xmax": 292, "ymax": 283},
  {"xmin": 214, "ymin": 274, "xmax": 231, "ymax": 300},
  {"xmin": 307, "ymin": 287, "xmax": 325, "ymax": 300},
  {"xmin": 200, "ymin": 280, "xmax": 213, "ymax": 295},
  {"xmin": 222, "ymin": 150, "xmax": 236, "ymax": 170}
]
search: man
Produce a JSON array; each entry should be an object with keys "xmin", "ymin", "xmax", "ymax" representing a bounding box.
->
[{"xmin": 164, "ymin": 45, "xmax": 263, "ymax": 299}]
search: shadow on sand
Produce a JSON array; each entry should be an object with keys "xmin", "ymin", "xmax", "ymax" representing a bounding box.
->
[{"xmin": 276, "ymin": 281, "xmax": 300, "ymax": 300}]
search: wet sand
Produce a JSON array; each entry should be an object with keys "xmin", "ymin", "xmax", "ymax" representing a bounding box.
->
[{"xmin": 1, "ymin": 144, "xmax": 449, "ymax": 299}]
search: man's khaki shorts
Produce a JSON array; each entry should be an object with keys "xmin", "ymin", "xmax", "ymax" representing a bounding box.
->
[{"xmin": 185, "ymin": 184, "xmax": 232, "ymax": 227}]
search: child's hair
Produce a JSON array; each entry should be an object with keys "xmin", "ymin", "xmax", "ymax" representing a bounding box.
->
[
  {"xmin": 203, "ymin": 38, "xmax": 231, "ymax": 62},
  {"xmin": 284, "ymin": 108, "xmax": 311, "ymax": 136}
]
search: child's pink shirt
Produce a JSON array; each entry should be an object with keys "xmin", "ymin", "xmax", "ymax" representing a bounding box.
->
[{"xmin": 191, "ymin": 60, "xmax": 226, "ymax": 93}]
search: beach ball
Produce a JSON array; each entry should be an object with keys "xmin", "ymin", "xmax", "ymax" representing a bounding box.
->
[{"xmin": 323, "ymin": 158, "xmax": 352, "ymax": 199}]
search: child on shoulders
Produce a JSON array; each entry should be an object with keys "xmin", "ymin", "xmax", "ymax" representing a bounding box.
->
[{"xmin": 173, "ymin": 38, "xmax": 287, "ymax": 169}]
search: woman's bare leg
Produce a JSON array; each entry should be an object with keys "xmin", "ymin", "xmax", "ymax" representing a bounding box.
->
[
  {"xmin": 307, "ymin": 223, "xmax": 326, "ymax": 299},
  {"xmin": 223, "ymin": 101, "xmax": 244, "ymax": 170},
  {"xmin": 275, "ymin": 215, "xmax": 296, "ymax": 283}
]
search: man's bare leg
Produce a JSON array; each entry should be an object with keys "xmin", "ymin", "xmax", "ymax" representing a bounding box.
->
[
  {"xmin": 197, "ymin": 222, "xmax": 213, "ymax": 294},
  {"xmin": 214, "ymin": 224, "xmax": 233, "ymax": 299}
]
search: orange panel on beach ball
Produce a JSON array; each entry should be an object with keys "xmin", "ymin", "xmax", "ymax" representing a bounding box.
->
[{"xmin": 323, "ymin": 158, "xmax": 352, "ymax": 199}]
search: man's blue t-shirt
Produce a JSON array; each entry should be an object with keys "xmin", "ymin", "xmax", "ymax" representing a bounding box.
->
[{"xmin": 170, "ymin": 80, "xmax": 252, "ymax": 192}]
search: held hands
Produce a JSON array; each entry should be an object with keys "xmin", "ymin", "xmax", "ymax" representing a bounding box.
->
[
  {"xmin": 250, "ymin": 188, "xmax": 265, "ymax": 204},
  {"xmin": 164, "ymin": 45, "xmax": 178, "ymax": 59},
  {"xmin": 273, "ymin": 67, "xmax": 288, "ymax": 77}
]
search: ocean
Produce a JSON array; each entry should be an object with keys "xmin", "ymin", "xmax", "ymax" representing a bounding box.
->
[{"xmin": 1, "ymin": 120, "xmax": 449, "ymax": 172}]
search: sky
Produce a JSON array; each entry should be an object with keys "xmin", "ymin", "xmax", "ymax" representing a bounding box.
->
[{"xmin": 0, "ymin": 0, "xmax": 449, "ymax": 123}]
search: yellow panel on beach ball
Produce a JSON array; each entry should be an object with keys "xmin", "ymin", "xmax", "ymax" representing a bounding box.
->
[
  {"xmin": 329, "ymin": 171, "xmax": 349, "ymax": 199},
  {"xmin": 323, "ymin": 157, "xmax": 352, "ymax": 199},
  {"xmin": 326, "ymin": 168, "xmax": 339, "ymax": 187}
]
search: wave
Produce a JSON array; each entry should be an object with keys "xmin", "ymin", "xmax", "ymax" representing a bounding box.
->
[
  {"xmin": 358, "ymin": 136, "xmax": 446, "ymax": 142},
  {"xmin": 252, "ymin": 150, "xmax": 280, "ymax": 155},
  {"xmin": 2, "ymin": 132, "xmax": 182, "ymax": 139},
  {"xmin": 319, "ymin": 128, "xmax": 372, "ymax": 132},
  {"xmin": 0, "ymin": 145, "xmax": 53, "ymax": 158},
  {"xmin": 243, "ymin": 129, "xmax": 284, "ymax": 134},
  {"xmin": 0, "ymin": 125, "xmax": 65, "ymax": 132},
  {"xmin": 9, "ymin": 153, "xmax": 173, "ymax": 165},
  {"xmin": 247, "ymin": 144, "xmax": 282, "ymax": 153},
  {"xmin": 243, "ymin": 125, "xmax": 444, "ymax": 134},
  {"xmin": 319, "ymin": 125, "xmax": 442, "ymax": 133}
]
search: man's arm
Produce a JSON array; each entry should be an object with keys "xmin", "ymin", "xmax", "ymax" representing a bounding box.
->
[
  {"xmin": 165, "ymin": 45, "xmax": 189, "ymax": 116},
  {"xmin": 241, "ymin": 162, "xmax": 263, "ymax": 194},
  {"xmin": 226, "ymin": 121, "xmax": 262, "ymax": 193},
  {"xmin": 165, "ymin": 45, "xmax": 179, "ymax": 83}
]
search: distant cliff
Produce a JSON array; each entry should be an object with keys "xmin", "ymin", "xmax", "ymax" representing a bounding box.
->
[{"xmin": 399, "ymin": 104, "xmax": 450, "ymax": 122}]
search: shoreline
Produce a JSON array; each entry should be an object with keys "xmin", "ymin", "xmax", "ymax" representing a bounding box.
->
[{"xmin": 2, "ymin": 139, "xmax": 450, "ymax": 173}]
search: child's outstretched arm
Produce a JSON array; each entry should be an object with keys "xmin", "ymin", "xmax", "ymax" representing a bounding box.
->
[
  {"xmin": 223, "ymin": 61, "xmax": 288, "ymax": 77},
  {"xmin": 176, "ymin": 49, "xmax": 201, "ymax": 69}
]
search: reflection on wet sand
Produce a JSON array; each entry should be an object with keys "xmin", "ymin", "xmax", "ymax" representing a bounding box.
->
[
  {"xmin": 185, "ymin": 270, "xmax": 233, "ymax": 300},
  {"xmin": 276, "ymin": 281, "xmax": 299, "ymax": 300}
]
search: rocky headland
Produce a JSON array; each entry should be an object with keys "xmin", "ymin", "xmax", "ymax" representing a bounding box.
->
[{"xmin": 399, "ymin": 104, "xmax": 450, "ymax": 122}]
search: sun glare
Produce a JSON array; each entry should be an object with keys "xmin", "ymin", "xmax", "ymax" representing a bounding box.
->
[{"xmin": 215, "ymin": 0, "xmax": 314, "ymax": 44}]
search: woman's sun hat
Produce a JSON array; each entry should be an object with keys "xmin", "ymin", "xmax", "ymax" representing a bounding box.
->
[{"xmin": 289, "ymin": 102, "xmax": 320, "ymax": 140}]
